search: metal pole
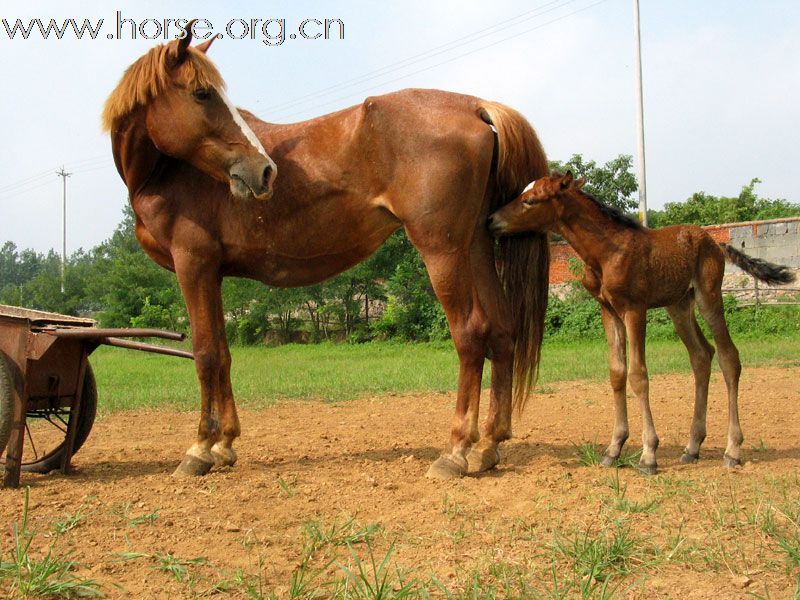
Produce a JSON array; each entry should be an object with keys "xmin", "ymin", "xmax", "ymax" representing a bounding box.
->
[
  {"xmin": 633, "ymin": 0, "xmax": 648, "ymax": 226},
  {"xmin": 56, "ymin": 167, "xmax": 71, "ymax": 293}
]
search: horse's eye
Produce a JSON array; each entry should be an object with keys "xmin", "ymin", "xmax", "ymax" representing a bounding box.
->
[{"xmin": 192, "ymin": 88, "xmax": 212, "ymax": 102}]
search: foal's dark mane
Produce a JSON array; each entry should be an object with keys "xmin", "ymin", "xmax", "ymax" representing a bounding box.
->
[{"xmin": 576, "ymin": 188, "xmax": 643, "ymax": 230}]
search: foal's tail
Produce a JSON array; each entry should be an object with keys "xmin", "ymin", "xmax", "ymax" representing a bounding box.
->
[
  {"xmin": 720, "ymin": 243, "xmax": 796, "ymax": 286},
  {"xmin": 480, "ymin": 101, "xmax": 550, "ymax": 414}
]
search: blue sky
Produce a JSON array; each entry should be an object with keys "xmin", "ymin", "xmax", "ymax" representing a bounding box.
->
[{"xmin": 1, "ymin": 0, "xmax": 798, "ymax": 254}]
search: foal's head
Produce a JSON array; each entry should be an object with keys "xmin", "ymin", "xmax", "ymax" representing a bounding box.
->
[
  {"xmin": 488, "ymin": 172, "xmax": 581, "ymax": 235},
  {"xmin": 103, "ymin": 27, "xmax": 277, "ymax": 201}
]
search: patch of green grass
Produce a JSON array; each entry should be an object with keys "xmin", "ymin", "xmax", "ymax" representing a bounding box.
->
[
  {"xmin": 575, "ymin": 442, "xmax": 604, "ymax": 467},
  {"xmin": 603, "ymin": 472, "xmax": 658, "ymax": 514},
  {"xmin": 303, "ymin": 515, "xmax": 382, "ymax": 552},
  {"xmin": 334, "ymin": 540, "xmax": 423, "ymax": 600},
  {"xmin": 111, "ymin": 501, "xmax": 159, "ymax": 527},
  {"xmin": 89, "ymin": 336, "xmax": 800, "ymax": 412},
  {"xmin": 550, "ymin": 520, "xmax": 654, "ymax": 586},
  {"xmin": 51, "ymin": 510, "xmax": 88, "ymax": 536},
  {"xmin": 0, "ymin": 488, "xmax": 101, "ymax": 598},
  {"xmin": 574, "ymin": 443, "xmax": 643, "ymax": 471},
  {"xmin": 441, "ymin": 495, "xmax": 465, "ymax": 520}
]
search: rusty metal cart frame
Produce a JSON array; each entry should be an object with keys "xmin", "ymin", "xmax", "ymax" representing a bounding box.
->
[{"xmin": 0, "ymin": 304, "xmax": 193, "ymax": 488}]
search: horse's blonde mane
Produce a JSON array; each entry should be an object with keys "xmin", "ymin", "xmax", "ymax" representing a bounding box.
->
[{"xmin": 101, "ymin": 43, "xmax": 224, "ymax": 131}]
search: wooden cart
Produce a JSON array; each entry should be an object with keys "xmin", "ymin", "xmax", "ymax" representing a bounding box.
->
[{"xmin": 0, "ymin": 304, "xmax": 192, "ymax": 488}]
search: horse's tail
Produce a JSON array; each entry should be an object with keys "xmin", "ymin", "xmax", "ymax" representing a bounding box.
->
[
  {"xmin": 720, "ymin": 243, "xmax": 796, "ymax": 285},
  {"xmin": 479, "ymin": 101, "xmax": 550, "ymax": 415}
]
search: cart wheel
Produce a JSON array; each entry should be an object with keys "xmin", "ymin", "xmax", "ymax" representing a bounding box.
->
[
  {"xmin": 0, "ymin": 356, "xmax": 12, "ymax": 458},
  {"xmin": 15, "ymin": 364, "xmax": 98, "ymax": 474}
]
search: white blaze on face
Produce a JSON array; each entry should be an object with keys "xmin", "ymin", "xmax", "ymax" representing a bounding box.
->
[
  {"xmin": 217, "ymin": 87, "xmax": 276, "ymax": 169},
  {"xmin": 522, "ymin": 179, "xmax": 537, "ymax": 193}
]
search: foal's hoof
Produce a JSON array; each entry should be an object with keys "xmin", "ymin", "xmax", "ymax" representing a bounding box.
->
[
  {"xmin": 172, "ymin": 453, "xmax": 214, "ymax": 478},
  {"xmin": 425, "ymin": 455, "xmax": 467, "ymax": 480},
  {"xmin": 211, "ymin": 444, "xmax": 237, "ymax": 467},
  {"xmin": 467, "ymin": 446, "xmax": 501, "ymax": 474},
  {"xmin": 638, "ymin": 461, "xmax": 658, "ymax": 476},
  {"xmin": 722, "ymin": 453, "xmax": 742, "ymax": 468},
  {"xmin": 680, "ymin": 452, "xmax": 700, "ymax": 465},
  {"xmin": 600, "ymin": 454, "xmax": 618, "ymax": 468}
]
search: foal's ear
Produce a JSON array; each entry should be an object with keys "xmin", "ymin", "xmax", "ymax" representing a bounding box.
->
[
  {"xmin": 195, "ymin": 37, "xmax": 216, "ymax": 54},
  {"xmin": 574, "ymin": 177, "xmax": 587, "ymax": 190},
  {"xmin": 168, "ymin": 19, "xmax": 196, "ymax": 67},
  {"xmin": 560, "ymin": 171, "xmax": 574, "ymax": 189}
]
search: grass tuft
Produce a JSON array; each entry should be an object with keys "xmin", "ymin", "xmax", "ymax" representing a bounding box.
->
[{"xmin": 0, "ymin": 488, "xmax": 102, "ymax": 598}]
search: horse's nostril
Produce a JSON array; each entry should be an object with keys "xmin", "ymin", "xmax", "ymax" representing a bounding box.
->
[{"xmin": 262, "ymin": 165, "xmax": 272, "ymax": 187}]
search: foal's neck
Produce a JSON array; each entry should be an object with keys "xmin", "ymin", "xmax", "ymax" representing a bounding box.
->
[{"xmin": 553, "ymin": 190, "xmax": 638, "ymax": 273}]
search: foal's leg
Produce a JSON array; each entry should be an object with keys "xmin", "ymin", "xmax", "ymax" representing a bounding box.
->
[
  {"xmin": 666, "ymin": 299, "xmax": 715, "ymax": 463},
  {"xmin": 172, "ymin": 257, "xmax": 233, "ymax": 477},
  {"xmin": 623, "ymin": 308, "xmax": 659, "ymax": 474},
  {"xmin": 599, "ymin": 306, "xmax": 630, "ymax": 466},
  {"xmin": 466, "ymin": 230, "xmax": 514, "ymax": 473},
  {"xmin": 695, "ymin": 286, "xmax": 743, "ymax": 467},
  {"xmin": 421, "ymin": 251, "xmax": 489, "ymax": 479}
]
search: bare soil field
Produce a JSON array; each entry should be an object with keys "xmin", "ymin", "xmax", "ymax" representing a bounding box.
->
[{"xmin": 3, "ymin": 367, "xmax": 800, "ymax": 598}]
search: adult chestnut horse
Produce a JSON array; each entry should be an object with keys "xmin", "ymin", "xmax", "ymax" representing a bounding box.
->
[
  {"xmin": 489, "ymin": 172, "xmax": 796, "ymax": 473},
  {"xmin": 102, "ymin": 32, "xmax": 550, "ymax": 479}
]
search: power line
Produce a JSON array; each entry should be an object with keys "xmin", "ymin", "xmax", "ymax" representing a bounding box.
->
[
  {"xmin": 273, "ymin": 0, "xmax": 611, "ymax": 122},
  {"xmin": 262, "ymin": 0, "xmax": 582, "ymax": 115}
]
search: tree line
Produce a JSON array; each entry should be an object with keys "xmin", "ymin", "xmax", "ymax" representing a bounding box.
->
[{"xmin": 1, "ymin": 154, "xmax": 797, "ymax": 344}]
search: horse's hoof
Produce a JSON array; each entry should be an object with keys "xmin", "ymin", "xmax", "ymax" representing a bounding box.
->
[
  {"xmin": 680, "ymin": 452, "xmax": 700, "ymax": 465},
  {"xmin": 722, "ymin": 453, "xmax": 742, "ymax": 468},
  {"xmin": 425, "ymin": 455, "xmax": 467, "ymax": 480},
  {"xmin": 172, "ymin": 453, "xmax": 214, "ymax": 477},
  {"xmin": 211, "ymin": 444, "xmax": 237, "ymax": 467},
  {"xmin": 600, "ymin": 454, "xmax": 617, "ymax": 468},
  {"xmin": 638, "ymin": 461, "xmax": 658, "ymax": 475},
  {"xmin": 467, "ymin": 446, "xmax": 501, "ymax": 473}
]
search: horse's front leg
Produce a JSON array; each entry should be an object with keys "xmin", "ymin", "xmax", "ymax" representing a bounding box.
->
[
  {"xmin": 172, "ymin": 258, "xmax": 237, "ymax": 477},
  {"xmin": 599, "ymin": 305, "xmax": 629, "ymax": 466},
  {"xmin": 623, "ymin": 307, "xmax": 659, "ymax": 474}
]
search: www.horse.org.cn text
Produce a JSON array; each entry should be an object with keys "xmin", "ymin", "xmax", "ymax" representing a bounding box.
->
[{"xmin": 1, "ymin": 12, "xmax": 345, "ymax": 46}]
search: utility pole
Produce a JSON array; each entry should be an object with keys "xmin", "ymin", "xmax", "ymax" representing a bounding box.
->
[
  {"xmin": 56, "ymin": 166, "xmax": 71, "ymax": 294},
  {"xmin": 633, "ymin": 0, "xmax": 648, "ymax": 226}
]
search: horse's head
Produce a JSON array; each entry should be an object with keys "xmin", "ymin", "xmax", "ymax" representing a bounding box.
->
[
  {"xmin": 488, "ymin": 171, "xmax": 583, "ymax": 235},
  {"xmin": 103, "ymin": 25, "xmax": 277, "ymax": 201}
]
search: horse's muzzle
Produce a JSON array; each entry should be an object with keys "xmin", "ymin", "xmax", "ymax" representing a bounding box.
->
[{"xmin": 229, "ymin": 158, "xmax": 277, "ymax": 201}]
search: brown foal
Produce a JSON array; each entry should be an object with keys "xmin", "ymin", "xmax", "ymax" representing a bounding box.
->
[
  {"xmin": 103, "ymin": 31, "xmax": 552, "ymax": 479},
  {"xmin": 489, "ymin": 172, "xmax": 795, "ymax": 473}
]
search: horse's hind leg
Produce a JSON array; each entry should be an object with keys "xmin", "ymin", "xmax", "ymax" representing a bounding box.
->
[
  {"xmin": 600, "ymin": 305, "xmax": 630, "ymax": 466},
  {"xmin": 666, "ymin": 298, "xmax": 714, "ymax": 463},
  {"xmin": 466, "ymin": 230, "xmax": 513, "ymax": 473},
  {"xmin": 695, "ymin": 284, "xmax": 743, "ymax": 467},
  {"xmin": 418, "ymin": 249, "xmax": 488, "ymax": 480}
]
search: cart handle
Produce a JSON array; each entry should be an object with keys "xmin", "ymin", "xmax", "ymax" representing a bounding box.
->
[{"xmin": 42, "ymin": 327, "xmax": 185, "ymax": 341}]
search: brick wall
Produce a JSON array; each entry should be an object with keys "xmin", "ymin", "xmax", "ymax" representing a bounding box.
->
[{"xmin": 549, "ymin": 216, "xmax": 800, "ymax": 284}]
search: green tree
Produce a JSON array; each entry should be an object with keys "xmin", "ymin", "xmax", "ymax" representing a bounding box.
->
[
  {"xmin": 649, "ymin": 178, "xmax": 800, "ymax": 227},
  {"xmin": 87, "ymin": 205, "xmax": 186, "ymax": 330},
  {"xmin": 548, "ymin": 154, "xmax": 639, "ymax": 212}
]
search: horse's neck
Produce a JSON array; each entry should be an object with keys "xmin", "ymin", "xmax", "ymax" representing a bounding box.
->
[
  {"xmin": 553, "ymin": 192, "xmax": 630, "ymax": 273},
  {"xmin": 110, "ymin": 111, "xmax": 166, "ymax": 197}
]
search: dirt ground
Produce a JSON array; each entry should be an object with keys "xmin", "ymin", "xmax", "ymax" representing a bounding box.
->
[{"xmin": 2, "ymin": 366, "xmax": 800, "ymax": 598}]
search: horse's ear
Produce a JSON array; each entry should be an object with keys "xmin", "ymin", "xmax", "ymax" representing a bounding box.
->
[
  {"xmin": 195, "ymin": 36, "xmax": 216, "ymax": 54},
  {"xmin": 168, "ymin": 19, "xmax": 196, "ymax": 67},
  {"xmin": 575, "ymin": 177, "xmax": 587, "ymax": 190},
  {"xmin": 560, "ymin": 171, "xmax": 574, "ymax": 189}
]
